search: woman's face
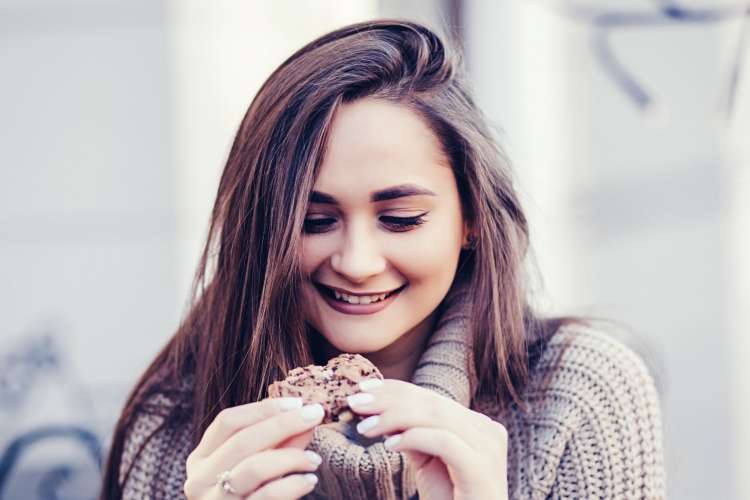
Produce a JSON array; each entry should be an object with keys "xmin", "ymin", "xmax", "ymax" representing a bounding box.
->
[{"xmin": 300, "ymin": 97, "xmax": 469, "ymax": 365}]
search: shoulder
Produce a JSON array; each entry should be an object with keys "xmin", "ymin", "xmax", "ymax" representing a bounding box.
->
[
  {"xmin": 531, "ymin": 322, "xmax": 663, "ymax": 405},
  {"xmin": 505, "ymin": 322, "xmax": 667, "ymax": 498},
  {"xmin": 496, "ymin": 324, "xmax": 664, "ymax": 498},
  {"xmin": 525, "ymin": 322, "xmax": 664, "ymax": 440},
  {"xmin": 118, "ymin": 377, "xmax": 195, "ymax": 498}
]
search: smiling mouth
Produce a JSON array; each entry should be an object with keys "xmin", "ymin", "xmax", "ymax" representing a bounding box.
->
[{"xmin": 314, "ymin": 283, "xmax": 406, "ymax": 305}]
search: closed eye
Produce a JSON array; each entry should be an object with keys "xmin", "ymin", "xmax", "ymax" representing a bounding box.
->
[
  {"xmin": 303, "ymin": 214, "xmax": 428, "ymax": 234},
  {"xmin": 380, "ymin": 215, "xmax": 427, "ymax": 231}
]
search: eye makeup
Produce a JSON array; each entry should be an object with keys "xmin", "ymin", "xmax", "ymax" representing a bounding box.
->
[{"xmin": 303, "ymin": 213, "xmax": 428, "ymax": 234}]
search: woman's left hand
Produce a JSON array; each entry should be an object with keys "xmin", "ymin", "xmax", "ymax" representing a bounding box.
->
[{"xmin": 346, "ymin": 378, "xmax": 509, "ymax": 500}]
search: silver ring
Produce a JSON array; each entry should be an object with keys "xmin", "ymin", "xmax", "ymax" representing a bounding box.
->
[{"xmin": 216, "ymin": 469, "xmax": 238, "ymax": 495}]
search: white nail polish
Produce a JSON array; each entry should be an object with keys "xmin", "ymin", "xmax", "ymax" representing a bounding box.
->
[
  {"xmin": 275, "ymin": 397, "xmax": 303, "ymax": 411},
  {"xmin": 356, "ymin": 415, "xmax": 379, "ymax": 434},
  {"xmin": 347, "ymin": 392, "xmax": 375, "ymax": 407},
  {"xmin": 300, "ymin": 403, "xmax": 324, "ymax": 422},
  {"xmin": 384, "ymin": 434, "xmax": 402, "ymax": 449},
  {"xmin": 304, "ymin": 473, "xmax": 319, "ymax": 485},
  {"xmin": 305, "ymin": 450, "xmax": 322, "ymax": 465},
  {"xmin": 359, "ymin": 378, "xmax": 383, "ymax": 391}
]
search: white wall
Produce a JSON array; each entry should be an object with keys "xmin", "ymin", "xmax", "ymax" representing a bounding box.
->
[
  {"xmin": 723, "ymin": 15, "xmax": 750, "ymax": 498},
  {"xmin": 0, "ymin": 1, "xmax": 179, "ymax": 496},
  {"xmin": 0, "ymin": 0, "xmax": 177, "ymax": 447}
]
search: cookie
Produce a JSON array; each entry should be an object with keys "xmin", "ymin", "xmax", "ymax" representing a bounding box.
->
[{"xmin": 267, "ymin": 353, "xmax": 383, "ymax": 424}]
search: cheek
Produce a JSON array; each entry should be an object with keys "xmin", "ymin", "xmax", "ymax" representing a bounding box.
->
[
  {"xmin": 300, "ymin": 237, "xmax": 328, "ymax": 274},
  {"xmin": 401, "ymin": 221, "xmax": 463, "ymax": 274}
]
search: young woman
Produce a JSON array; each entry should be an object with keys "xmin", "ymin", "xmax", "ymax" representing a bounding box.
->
[{"xmin": 99, "ymin": 20, "xmax": 666, "ymax": 500}]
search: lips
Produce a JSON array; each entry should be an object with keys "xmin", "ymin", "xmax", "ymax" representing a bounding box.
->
[
  {"xmin": 313, "ymin": 282, "xmax": 407, "ymax": 315},
  {"xmin": 314, "ymin": 283, "xmax": 406, "ymax": 300}
]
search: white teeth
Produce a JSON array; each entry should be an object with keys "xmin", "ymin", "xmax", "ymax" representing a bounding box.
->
[{"xmin": 332, "ymin": 290, "xmax": 389, "ymax": 304}]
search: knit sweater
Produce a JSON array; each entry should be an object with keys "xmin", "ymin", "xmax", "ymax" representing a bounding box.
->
[{"xmin": 116, "ymin": 286, "xmax": 666, "ymax": 499}]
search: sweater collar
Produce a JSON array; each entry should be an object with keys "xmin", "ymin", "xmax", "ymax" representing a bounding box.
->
[{"xmin": 306, "ymin": 275, "xmax": 473, "ymax": 499}]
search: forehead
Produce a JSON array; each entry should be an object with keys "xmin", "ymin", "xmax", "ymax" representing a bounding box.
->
[{"xmin": 313, "ymin": 98, "xmax": 453, "ymax": 196}]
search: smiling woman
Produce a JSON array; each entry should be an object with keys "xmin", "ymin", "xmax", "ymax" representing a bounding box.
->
[
  {"xmin": 99, "ymin": 19, "xmax": 666, "ymax": 500},
  {"xmin": 300, "ymin": 98, "xmax": 470, "ymax": 378}
]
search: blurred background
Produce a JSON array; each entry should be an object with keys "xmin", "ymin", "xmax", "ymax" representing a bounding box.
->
[{"xmin": 1, "ymin": 0, "xmax": 748, "ymax": 498}]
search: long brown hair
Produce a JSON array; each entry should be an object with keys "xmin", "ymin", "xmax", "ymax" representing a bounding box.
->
[{"xmin": 99, "ymin": 19, "xmax": 581, "ymax": 499}]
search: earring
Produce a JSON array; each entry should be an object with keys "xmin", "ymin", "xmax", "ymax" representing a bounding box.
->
[{"xmin": 463, "ymin": 235, "xmax": 477, "ymax": 250}]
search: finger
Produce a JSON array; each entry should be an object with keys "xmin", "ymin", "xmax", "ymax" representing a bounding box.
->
[
  {"xmin": 193, "ymin": 397, "xmax": 304, "ymax": 459},
  {"xmin": 276, "ymin": 428, "xmax": 315, "ymax": 450},
  {"xmin": 407, "ymin": 454, "xmax": 453, "ymax": 500},
  {"xmin": 343, "ymin": 377, "xmax": 389, "ymax": 417},
  {"xmin": 349, "ymin": 389, "xmax": 485, "ymax": 451},
  {"xmin": 384, "ymin": 428, "xmax": 479, "ymax": 484},
  {"xmin": 245, "ymin": 472, "xmax": 319, "ymax": 500},
  {"xmin": 420, "ymin": 455, "xmax": 450, "ymax": 482},
  {"xmin": 223, "ymin": 448, "xmax": 321, "ymax": 495},
  {"xmin": 347, "ymin": 378, "xmax": 463, "ymax": 422},
  {"xmin": 201, "ymin": 404, "xmax": 324, "ymax": 480},
  {"xmin": 352, "ymin": 379, "xmax": 489, "ymax": 431},
  {"xmin": 400, "ymin": 449, "xmax": 431, "ymax": 470}
]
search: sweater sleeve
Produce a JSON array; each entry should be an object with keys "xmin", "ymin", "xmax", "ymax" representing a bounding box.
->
[
  {"xmin": 118, "ymin": 393, "xmax": 192, "ymax": 500},
  {"xmin": 543, "ymin": 328, "xmax": 667, "ymax": 500}
]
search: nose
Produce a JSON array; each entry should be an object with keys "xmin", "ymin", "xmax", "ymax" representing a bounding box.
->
[{"xmin": 330, "ymin": 221, "xmax": 386, "ymax": 283}]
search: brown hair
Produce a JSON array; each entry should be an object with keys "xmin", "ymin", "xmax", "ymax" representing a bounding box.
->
[{"xmin": 99, "ymin": 19, "xmax": 582, "ymax": 499}]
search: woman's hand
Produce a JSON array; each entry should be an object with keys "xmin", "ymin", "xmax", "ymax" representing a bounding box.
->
[
  {"xmin": 347, "ymin": 379, "xmax": 509, "ymax": 500},
  {"xmin": 183, "ymin": 397, "xmax": 324, "ymax": 499}
]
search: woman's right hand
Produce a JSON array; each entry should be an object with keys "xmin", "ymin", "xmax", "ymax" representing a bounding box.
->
[{"xmin": 183, "ymin": 397, "xmax": 325, "ymax": 499}]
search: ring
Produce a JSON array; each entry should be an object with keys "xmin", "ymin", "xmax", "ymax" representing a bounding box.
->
[{"xmin": 216, "ymin": 469, "xmax": 238, "ymax": 495}]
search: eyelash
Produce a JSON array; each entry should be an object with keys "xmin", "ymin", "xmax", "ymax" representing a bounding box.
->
[{"xmin": 303, "ymin": 214, "xmax": 428, "ymax": 234}]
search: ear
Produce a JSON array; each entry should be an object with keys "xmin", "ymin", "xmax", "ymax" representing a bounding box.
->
[{"xmin": 461, "ymin": 221, "xmax": 475, "ymax": 249}]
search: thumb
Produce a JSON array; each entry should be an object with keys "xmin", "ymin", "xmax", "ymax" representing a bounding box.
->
[{"xmin": 402, "ymin": 449, "xmax": 431, "ymax": 470}]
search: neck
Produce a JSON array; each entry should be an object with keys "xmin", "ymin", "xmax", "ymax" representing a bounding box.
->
[{"xmin": 311, "ymin": 309, "xmax": 439, "ymax": 381}]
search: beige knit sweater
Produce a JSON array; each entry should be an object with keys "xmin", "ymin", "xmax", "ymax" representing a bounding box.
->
[{"xmin": 116, "ymin": 287, "xmax": 666, "ymax": 499}]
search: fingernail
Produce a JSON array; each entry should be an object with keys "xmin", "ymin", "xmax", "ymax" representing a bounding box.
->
[
  {"xmin": 300, "ymin": 403, "xmax": 324, "ymax": 422},
  {"xmin": 384, "ymin": 434, "xmax": 402, "ymax": 449},
  {"xmin": 359, "ymin": 378, "xmax": 383, "ymax": 391},
  {"xmin": 305, "ymin": 450, "xmax": 322, "ymax": 466},
  {"xmin": 275, "ymin": 397, "xmax": 303, "ymax": 411},
  {"xmin": 347, "ymin": 392, "xmax": 375, "ymax": 407},
  {"xmin": 304, "ymin": 473, "xmax": 319, "ymax": 485},
  {"xmin": 356, "ymin": 415, "xmax": 379, "ymax": 434}
]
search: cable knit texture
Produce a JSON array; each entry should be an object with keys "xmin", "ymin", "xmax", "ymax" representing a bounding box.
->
[{"xmin": 115, "ymin": 282, "xmax": 666, "ymax": 499}]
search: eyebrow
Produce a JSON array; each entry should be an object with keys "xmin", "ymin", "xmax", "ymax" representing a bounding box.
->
[{"xmin": 309, "ymin": 183, "xmax": 437, "ymax": 204}]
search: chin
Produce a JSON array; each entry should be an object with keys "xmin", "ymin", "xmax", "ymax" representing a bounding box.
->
[{"xmin": 320, "ymin": 330, "xmax": 396, "ymax": 354}]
